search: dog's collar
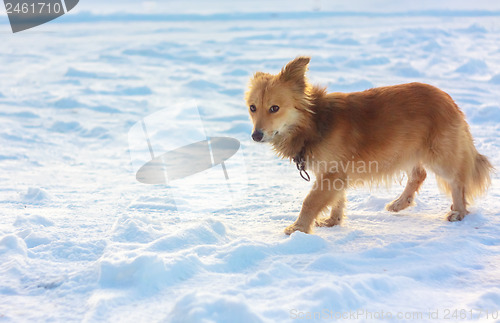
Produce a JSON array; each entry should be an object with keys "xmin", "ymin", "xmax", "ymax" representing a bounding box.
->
[{"xmin": 293, "ymin": 146, "xmax": 310, "ymax": 181}]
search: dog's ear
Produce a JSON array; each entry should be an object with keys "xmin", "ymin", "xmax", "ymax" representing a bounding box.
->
[{"xmin": 278, "ymin": 56, "xmax": 310, "ymax": 85}]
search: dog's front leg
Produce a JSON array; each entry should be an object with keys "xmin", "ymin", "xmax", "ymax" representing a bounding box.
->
[{"xmin": 284, "ymin": 174, "xmax": 343, "ymax": 235}]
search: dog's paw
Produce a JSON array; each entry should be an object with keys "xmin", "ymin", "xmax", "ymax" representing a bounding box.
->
[
  {"xmin": 284, "ymin": 222, "xmax": 312, "ymax": 235},
  {"xmin": 386, "ymin": 196, "xmax": 414, "ymax": 212},
  {"xmin": 446, "ymin": 210, "xmax": 466, "ymax": 222},
  {"xmin": 315, "ymin": 216, "xmax": 342, "ymax": 227}
]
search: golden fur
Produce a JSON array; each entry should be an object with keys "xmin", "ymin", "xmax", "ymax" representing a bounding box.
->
[{"xmin": 246, "ymin": 56, "xmax": 493, "ymax": 234}]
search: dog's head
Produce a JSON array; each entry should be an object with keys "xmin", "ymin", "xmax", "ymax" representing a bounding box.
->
[{"xmin": 245, "ymin": 56, "xmax": 312, "ymax": 143}]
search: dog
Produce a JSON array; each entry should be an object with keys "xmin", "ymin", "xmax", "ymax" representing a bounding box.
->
[{"xmin": 245, "ymin": 56, "xmax": 493, "ymax": 235}]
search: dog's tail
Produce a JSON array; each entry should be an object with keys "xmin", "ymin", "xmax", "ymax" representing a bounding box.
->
[
  {"xmin": 467, "ymin": 152, "xmax": 493, "ymax": 201},
  {"xmin": 436, "ymin": 148, "xmax": 492, "ymax": 202}
]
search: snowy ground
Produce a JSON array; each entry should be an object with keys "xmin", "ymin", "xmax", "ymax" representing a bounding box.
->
[{"xmin": 1, "ymin": 1, "xmax": 500, "ymax": 322}]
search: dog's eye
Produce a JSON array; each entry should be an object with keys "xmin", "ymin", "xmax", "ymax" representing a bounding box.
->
[
  {"xmin": 269, "ymin": 105, "xmax": 280, "ymax": 113},
  {"xmin": 249, "ymin": 105, "xmax": 257, "ymax": 112}
]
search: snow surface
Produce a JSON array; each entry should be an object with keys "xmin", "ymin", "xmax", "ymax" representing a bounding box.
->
[{"xmin": 1, "ymin": 1, "xmax": 500, "ymax": 322}]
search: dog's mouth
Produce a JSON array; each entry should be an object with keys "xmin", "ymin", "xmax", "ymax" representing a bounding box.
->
[
  {"xmin": 266, "ymin": 130, "xmax": 279, "ymax": 142},
  {"xmin": 271, "ymin": 124, "xmax": 290, "ymax": 140},
  {"xmin": 264, "ymin": 130, "xmax": 285, "ymax": 144},
  {"xmin": 253, "ymin": 125, "xmax": 287, "ymax": 143}
]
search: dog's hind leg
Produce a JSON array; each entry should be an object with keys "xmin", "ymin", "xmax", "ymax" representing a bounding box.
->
[
  {"xmin": 386, "ymin": 164, "xmax": 427, "ymax": 212},
  {"xmin": 446, "ymin": 182, "xmax": 469, "ymax": 221},
  {"xmin": 316, "ymin": 190, "xmax": 346, "ymax": 227}
]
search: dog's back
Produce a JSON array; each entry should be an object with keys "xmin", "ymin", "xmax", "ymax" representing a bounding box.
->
[{"xmin": 322, "ymin": 83, "xmax": 490, "ymax": 196}]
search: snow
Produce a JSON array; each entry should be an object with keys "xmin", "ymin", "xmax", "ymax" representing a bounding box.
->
[{"xmin": 1, "ymin": 1, "xmax": 500, "ymax": 322}]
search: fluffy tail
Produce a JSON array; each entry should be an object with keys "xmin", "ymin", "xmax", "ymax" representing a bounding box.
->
[
  {"xmin": 468, "ymin": 152, "xmax": 493, "ymax": 201},
  {"xmin": 436, "ymin": 151, "xmax": 493, "ymax": 202}
]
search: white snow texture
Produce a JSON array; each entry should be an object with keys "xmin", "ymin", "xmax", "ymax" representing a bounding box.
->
[{"xmin": 1, "ymin": 0, "xmax": 500, "ymax": 322}]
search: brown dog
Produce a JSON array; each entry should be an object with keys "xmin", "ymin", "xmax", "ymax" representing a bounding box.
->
[{"xmin": 246, "ymin": 56, "xmax": 492, "ymax": 235}]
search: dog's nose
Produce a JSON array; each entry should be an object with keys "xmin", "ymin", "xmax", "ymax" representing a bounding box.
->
[{"xmin": 252, "ymin": 130, "xmax": 264, "ymax": 142}]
